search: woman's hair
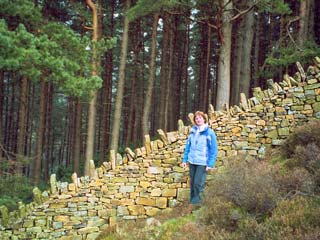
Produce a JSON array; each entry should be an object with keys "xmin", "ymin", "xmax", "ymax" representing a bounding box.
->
[{"xmin": 193, "ymin": 111, "xmax": 207, "ymax": 123}]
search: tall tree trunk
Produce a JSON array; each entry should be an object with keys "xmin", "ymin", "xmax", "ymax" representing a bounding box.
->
[
  {"xmin": 239, "ymin": 2, "xmax": 255, "ymax": 98},
  {"xmin": 73, "ymin": 98, "xmax": 81, "ymax": 175},
  {"xmin": 182, "ymin": 16, "xmax": 190, "ymax": 121},
  {"xmin": 253, "ymin": 13, "xmax": 261, "ymax": 88},
  {"xmin": 33, "ymin": 80, "xmax": 47, "ymax": 185},
  {"xmin": 203, "ymin": 25, "xmax": 211, "ymax": 111},
  {"xmin": 133, "ymin": 28, "xmax": 144, "ymax": 145},
  {"xmin": 26, "ymin": 83, "xmax": 35, "ymax": 160},
  {"xmin": 142, "ymin": 14, "xmax": 159, "ymax": 139},
  {"xmin": 231, "ymin": 18, "xmax": 244, "ymax": 106},
  {"xmin": 197, "ymin": 24, "xmax": 207, "ymax": 111},
  {"xmin": 17, "ymin": 77, "xmax": 28, "ymax": 174},
  {"xmin": 165, "ymin": 20, "xmax": 174, "ymax": 130},
  {"xmin": 43, "ymin": 82, "xmax": 53, "ymax": 180},
  {"xmin": 0, "ymin": 71, "xmax": 3, "ymax": 159},
  {"xmin": 159, "ymin": 14, "xmax": 170, "ymax": 130},
  {"xmin": 110, "ymin": 0, "xmax": 130, "ymax": 154},
  {"xmin": 66, "ymin": 100, "xmax": 73, "ymax": 167},
  {"xmin": 216, "ymin": 0, "xmax": 232, "ymax": 110},
  {"xmin": 298, "ymin": 0, "xmax": 309, "ymax": 46},
  {"xmin": 126, "ymin": 20, "xmax": 141, "ymax": 146},
  {"xmin": 17, "ymin": 77, "xmax": 28, "ymax": 155},
  {"xmin": 171, "ymin": 16, "xmax": 185, "ymax": 128},
  {"xmin": 100, "ymin": 0, "xmax": 115, "ymax": 163},
  {"xmin": 84, "ymin": 0, "xmax": 100, "ymax": 176},
  {"xmin": 6, "ymin": 76, "xmax": 16, "ymax": 153},
  {"xmin": 313, "ymin": 0, "xmax": 319, "ymax": 44}
]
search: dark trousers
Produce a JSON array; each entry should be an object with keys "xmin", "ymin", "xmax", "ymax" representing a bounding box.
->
[{"xmin": 189, "ymin": 164, "xmax": 207, "ymax": 204}]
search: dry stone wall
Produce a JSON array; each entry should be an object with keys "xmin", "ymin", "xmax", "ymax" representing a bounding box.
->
[{"xmin": 1, "ymin": 57, "xmax": 320, "ymax": 240}]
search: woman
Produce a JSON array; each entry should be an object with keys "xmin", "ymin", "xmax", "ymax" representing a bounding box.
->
[{"xmin": 182, "ymin": 111, "xmax": 218, "ymax": 206}]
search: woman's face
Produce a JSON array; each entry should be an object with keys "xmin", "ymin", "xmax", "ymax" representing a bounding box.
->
[{"xmin": 195, "ymin": 114, "xmax": 205, "ymax": 126}]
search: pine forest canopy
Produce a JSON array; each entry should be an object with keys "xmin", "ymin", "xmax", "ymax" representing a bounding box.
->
[{"xmin": 0, "ymin": 0, "xmax": 319, "ymax": 188}]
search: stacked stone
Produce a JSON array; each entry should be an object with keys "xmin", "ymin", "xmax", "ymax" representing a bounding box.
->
[
  {"xmin": 1, "ymin": 58, "xmax": 320, "ymax": 240},
  {"xmin": 210, "ymin": 59, "xmax": 320, "ymax": 160},
  {"xmin": 0, "ymin": 131, "xmax": 190, "ymax": 240}
]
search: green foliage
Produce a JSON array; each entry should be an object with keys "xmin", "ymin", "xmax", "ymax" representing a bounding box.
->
[
  {"xmin": 265, "ymin": 42, "xmax": 320, "ymax": 69},
  {"xmin": 38, "ymin": 22, "xmax": 103, "ymax": 96},
  {"xmin": 0, "ymin": 0, "xmax": 42, "ymax": 29},
  {"xmin": 54, "ymin": 165, "xmax": 74, "ymax": 183},
  {"xmin": 0, "ymin": 176, "xmax": 34, "ymax": 211},
  {"xmin": 128, "ymin": 0, "xmax": 188, "ymax": 21},
  {"xmin": 257, "ymin": 0, "xmax": 292, "ymax": 15},
  {"xmin": 0, "ymin": 18, "xmax": 107, "ymax": 98},
  {"xmin": 0, "ymin": 0, "xmax": 117, "ymax": 99},
  {"xmin": 0, "ymin": 20, "xmax": 40, "ymax": 78}
]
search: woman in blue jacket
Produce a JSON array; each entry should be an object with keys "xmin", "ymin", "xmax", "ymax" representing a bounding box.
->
[{"xmin": 182, "ymin": 111, "xmax": 218, "ymax": 205}]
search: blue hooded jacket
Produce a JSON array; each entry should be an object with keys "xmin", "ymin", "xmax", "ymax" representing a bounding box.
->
[{"xmin": 182, "ymin": 124, "xmax": 218, "ymax": 168}]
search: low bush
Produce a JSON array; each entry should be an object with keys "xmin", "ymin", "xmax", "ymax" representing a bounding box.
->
[
  {"xmin": 261, "ymin": 196, "xmax": 320, "ymax": 240},
  {"xmin": 280, "ymin": 120, "xmax": 320, "ymax": 191},
  {"xmin": 199, "ymin": 197, "xmax": 239, "ymax": 231},
  {"xmin": 273, "ymin": 167, "xmax": 316, "ymax": 196},
  {"xmin": 204, "ymin": 155, "xmax": 281, "ymax": 219}
]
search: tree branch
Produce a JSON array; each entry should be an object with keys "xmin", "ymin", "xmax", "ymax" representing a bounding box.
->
[
  {"xmin": 287, "ymin": 16, "xmax": 303, "ymax": 51},
  {"xmin": 82, "ymin": 24, "xmax": 94, "ymax": 30},
  {"xmin": 231, "ymin": 3, "xmax": 257, "ymax": 22},
  {"xmin": 0, "ymin": 144, "xmax": 14, "ymax": 160}
]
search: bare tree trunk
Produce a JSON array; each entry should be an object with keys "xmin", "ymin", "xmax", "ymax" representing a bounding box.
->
[
  {"xmin": 216, "ymin": 0, "xmax": 232, "ymax": 110},
  {"xmin": 7, "ymin": 76, "xmax": 16, "ymax": 153},
  {"xmin": 48, "ymin": 84, "xmax": 54, "ymax": 176},
  {"xmin": 33, "ymin": 79, "xmax": 47, "ymax": 185},
  {"xmin": 85, "ymin": 0, "xmax": 100, "ymax": 176},
  {"xmin": 171, "ymin": 16, "xmax": 185, "ymax": 128},
  {"xmin": 17, "ymin": 76, "xmax": 28, "ymax": 174},
  {"xmin": 142, "ymin": 14, "xmax": 159, "ymax": 139},
  {"xmin": 66, "ymin": 100, "xmax": 73, "ymax": 167},
  {"xmin": 231, "ymin": 18, "xmax": 244, "ymax": 106},
  {"xmin": 26, "ymin": 83, "xmax": 35, "ymax": 164},
  {"xmin": 100, "ymin": 0, "xmax": 114, "ymax": 163},
  {"xmin": 203, "ymin": 25, "xmax": 211, "ymax": 111},
  {"xmin": 253, "ymin": 13, "xmax": 261, "ymax": 88},
  {"xmin": 73, "ymin": 98, "xmax": 81, "ymax": 175},
  {"xmin": 159, "ymin": 14, "xmax": 169, "ymax": 130},
  {"xmin": 126, "ymin": 20, "xmax": 141, "ymax": 146},
  {"xmin": 0, "ymin": 71, "xmax": 3, "ymax": 159},
  {"xmin": 298, "ymin": 0, "xmax": 308, "ymax": 46},
  {"xmin": 165, "ymin": 20, "xmax": 174, "ymax": 130},
  {"xmin": 110, "ymin": 0, "xmax": 130, "ymax": 153},
  {"xmin": 43, "ymin": 82, "xmax": 53, "ymax": 180},
  {"xmin": 308, "ymin": 0, "xmax": 315, "ymax": 40},
  {"xmin": 197, "ymin": 24, "xmax": 207, "ymax": 111},
  {"xmin": 239, "ymin": 2, "xmax": 255, "ymax": 98},
  {"xmin": 182, "ymin": 16, "xmax": 190, "ymax": 121},
  {"xmin": 133, "ymin": 29, "xmax": 144, "ymax": 145}
]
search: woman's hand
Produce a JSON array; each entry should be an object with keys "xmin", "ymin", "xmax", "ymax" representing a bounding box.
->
[{"xmin": 182, "ymin": 162, "xmax": 187, "ymax": 169}]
